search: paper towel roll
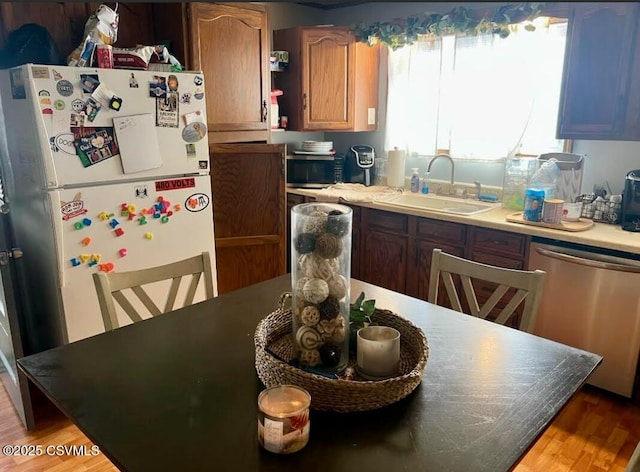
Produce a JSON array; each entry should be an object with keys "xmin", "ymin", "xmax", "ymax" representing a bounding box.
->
[{"xmin": 387, "ymin": 148, "xmax": 406, "ymax": 188}]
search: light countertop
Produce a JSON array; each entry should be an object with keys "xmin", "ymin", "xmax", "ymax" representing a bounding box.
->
[{"xmin": 287, "ymin": 187, "xmax": 640, "ymax": 255}]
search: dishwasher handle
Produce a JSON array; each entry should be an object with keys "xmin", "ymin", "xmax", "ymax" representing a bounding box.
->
[{"xmin": 535, "ymin": 246, "xmax": 640, "ymax": 273}]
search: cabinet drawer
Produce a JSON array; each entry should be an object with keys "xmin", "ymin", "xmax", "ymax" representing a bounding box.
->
[
  {"xmin": 365, "ymin": 209, "xmax": 408, "ymax": 233},
  {"xmin": 470, "ymin": 227, "xmax": 527, "ymax": 258},
  {"xmin": 416, "ymin": 218, "xmax": 466, "ymax": 244},
  {"xmin": 472, "ymin": 251, "xmax": 525, "ymax": 270}
]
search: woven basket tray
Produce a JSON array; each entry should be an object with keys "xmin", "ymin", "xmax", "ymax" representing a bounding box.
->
[{"xmin": 254, "ymin": 294, "xmax": 429, "ymax": 412}]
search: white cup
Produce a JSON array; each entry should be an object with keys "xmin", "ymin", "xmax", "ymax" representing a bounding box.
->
[
  {"xmin": 562, "ymin": 202, "xmax": 583, "ymax": 221},
  {"xmin": 356, "ymin": 326, "xmax": 400, "ymax": 379}
]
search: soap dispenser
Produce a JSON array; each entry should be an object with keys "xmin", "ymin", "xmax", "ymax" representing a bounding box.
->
[
  {"xmin": 421, "ymin": 172, "xmax": 430, "ymax": 194},
  {"xmin": 410, "ymin": 168, "xmax": 420, "ymax": 193}
]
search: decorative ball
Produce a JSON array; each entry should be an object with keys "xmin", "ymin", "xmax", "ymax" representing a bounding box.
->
[
  {"xmin": 331, "ymin": 326, "xmax": 346, "ymax": 344},
  {"xmin": 315, "ymin": 233, "xmax": 343, "ymax": 259},
  {"xmin": 326, "ymin": 210, "xmax": 350, "ymax": 237},
  {"xmin": 294, "ymin": 276, "xmax": 310, "ymax": 299},
  {"xmin": 319, "ymin": 343, "xmax": 341, "ymax": 367},
  {"xmin": 301, "ymin": 210, "xmax": 327, "ymax": 234},
  {"xmin": 294, "ymin": 232, "xmax": 316, "ymax": 254},
  {"xmin": 301, "ymin": 305, "xmax": 320, "ymax": 326},
  {"xmin": 302, "ymin": 278, "xmax": 329, "ymax": 304},
  {"xmin": 316, "ymin": 319, "xmax": 335, "ymax": 338},
  {"xmin": 300, "ymin": 348, "xmax": 321, "ymax": 367},
  {"xmin": 298, "ymin": 254, "xmax": 339, "ymax": 280},
  {"xmin": 319, "ymin": 295, "xmax": 340, "ymax": 320},
  {"xmin": 296, "ymin": 326, "xmax": 324, "ymax": 350},
  {"xmin": 327, "ymin": 274, "xmax": 347, "ymax": 300}
]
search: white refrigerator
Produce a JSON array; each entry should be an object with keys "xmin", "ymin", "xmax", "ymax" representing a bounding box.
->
[{"xmin": 0, "ymin": 64, "xmax": 218, "ymax": 345}]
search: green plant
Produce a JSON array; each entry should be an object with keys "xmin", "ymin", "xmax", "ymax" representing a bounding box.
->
[
  {"xmin": 352, "ymin": 2, "xmax": 547, "ymax": 50},
  {"xmin": 350, "ymin": 291, "xmax": 376, "ymax": 328}
]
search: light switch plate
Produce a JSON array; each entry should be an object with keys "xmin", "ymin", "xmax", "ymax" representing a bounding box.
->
[{"xmin": 367, "ymin": 108, "xmax": 376, "ymax": 125}]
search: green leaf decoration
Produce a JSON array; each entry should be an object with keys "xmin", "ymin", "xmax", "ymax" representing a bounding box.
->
[
  {"xmin": 352, "ymin": 2, "xmax": 547, "ymax": 50},
  {"xmin": 362, "ymin": 299, "xmax": 376, "ymax": 317}
]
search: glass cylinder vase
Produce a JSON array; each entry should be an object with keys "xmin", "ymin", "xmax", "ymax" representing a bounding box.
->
[{"xmin": 291, "ymin": 202, "xmax": 352, "ymax": 374}]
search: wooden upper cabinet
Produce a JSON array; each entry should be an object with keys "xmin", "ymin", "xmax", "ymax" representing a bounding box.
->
[
  {"xmin": 188, "ymin": 3, "xmax": 269, "ymax": 140},
  {"xmin": 273, "ymin": 26, "xmax": 379, "ymax": 132},
  {"xmin": 557, "ymin": 3, "xmax": 640, "ymax": 140}
]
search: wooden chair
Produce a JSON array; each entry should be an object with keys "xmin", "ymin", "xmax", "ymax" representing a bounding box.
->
[
  {"xmin": 93, "ymin": 252, "xmax": 215, "ymax": 331},
  {"xmin": 428, "ymin": 248, "xmax": 546, "ymax": 333}
]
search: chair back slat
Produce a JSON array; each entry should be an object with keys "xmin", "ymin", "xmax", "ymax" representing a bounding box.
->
[
  {"xmin": 428, "ymin": 248, "xmax": 546, "ymax": 333},
  {"xmin": 93, "ymin": 252, "xmax": 215, "ymax": 332},
  {"xmin": 164, "ymin": 277, "xmax": 183, "ymax": 313}
]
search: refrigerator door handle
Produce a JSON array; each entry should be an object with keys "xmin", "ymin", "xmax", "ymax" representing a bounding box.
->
[{"xmin": 49, "ymin": 192, "xmax": 67, "ymax": 287}]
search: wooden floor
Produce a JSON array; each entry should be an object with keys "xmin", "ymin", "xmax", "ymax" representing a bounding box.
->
[{"xmin": 0, "ymin": 384, "xmax": 639, "ymax": 471}]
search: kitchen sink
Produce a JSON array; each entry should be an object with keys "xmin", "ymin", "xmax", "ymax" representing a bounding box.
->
[{"xmin": 374, "ymin": 193, "xmax": 499, "ymax": 215}]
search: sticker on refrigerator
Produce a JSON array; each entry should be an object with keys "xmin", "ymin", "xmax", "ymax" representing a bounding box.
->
[
  {"xmin": 135, "ymin": 186, "xmax": 149, "ymax": 198},
  {"xmin": 155, "ymin": 178, "xmax": 195, "ymax": 191},
  {"xmin": 185, "ymin": 193, "xmax": 210, "ymax": 212},
  {"xmin": 156, "ymin": 92, "xmax": 179, "ymax": 127},
  {"xmin": 52, "ymin": 69, "xmax": 63, "ymax": 81},
  {"xmin": 54, "ymin": 99, "xmax": 65, "ymax": 111},
  {"xmin": 194, "ymin": 87, "xmax": 204, "ymax": 100},
  {"xmin": 71, "ymin": 127, "xmax": 119, "ymax": 167},
  {"xmin": 9, "ymin": 69, "xmax": 26, "ymax": 99},
  {"xmin": 183, "ymin": 110, "xmax": 204, "ymax": 126},
  {"xmin": 186, "ymin": 144, "xmax": 196, "ymax": 157},
  {"xmin": 129, "ymin": 72, "xmax": 139, "ymax": 88},
  {"xmin": 51, "ymin": 132, "xmax": 76, "ymax": 155},
  {"xmin": 31, "ymin": 66, "xmax": 50, "ymax": 79},
  {"xmin": 92, "ymin": 83, "xmax": 121, "ymax": 111},
  {"xmin": 168, "ymin": 75, "xmax": 179, "ymax": 91},
  {"xmin": 82, "ymin": 97, "xmax": 102, "ymax": 122},
  {"xmin": 199, "ymin": 160, "xmax": 208, "ymax": 170},
  {"xmin": 182, "ymin": 122, "xmax": 207, "ymax": 143},
  {"xmin": 60, "ymin": 192, "xmax": 88, "ymax": 220},
  {"xmin": 71, "ymin": 99, "xmax": 84, "ymax": 113},
  {"xmin": 70, "ymin": 113, "xmax": 86, "ymax": 127},
  {"xmin": 194, "ymin": 75, "xmax": 203, "ymax": 86},
  {"xmin": 56, "ymin": 80, "xmax": 74, "ymax": 97}
]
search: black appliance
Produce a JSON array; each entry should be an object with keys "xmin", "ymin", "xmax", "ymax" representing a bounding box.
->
[
  {"xmin": 286, "ymin": 153, "xmax": 343, "ymax": 188},
  {"xmin": 622, "ymin": 169, "xmax": 640, "ymax": 231},
  {"xmin": 345, "ymin": 145, "xmax": 375, "ymax": 186}
]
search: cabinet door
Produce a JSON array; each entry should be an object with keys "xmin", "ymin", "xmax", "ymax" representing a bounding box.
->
[
  {"xmin": 410, "ymin": 240, "xmax": 464, "ymax": 305},
  {"xmin": 302, "ymin": 28, "xmax": 354, "ymax": 130},
  {"xmin": 189, "ymin": 3, "xmax": 269, "ymax": 135},
  {"xmin": 0, "ymin": 3, "xmax": 89, "ymax": 60},
  {"xmin": 557, "ymin": 3, "xmax": 639, "ymax": 139},
  {"xmin": 361, "ymin": 231, "xmax": 407, "ymax": 293},
  {"xmin": 210, "ymin": 144, "xmax": 286, "ymax": 294}
]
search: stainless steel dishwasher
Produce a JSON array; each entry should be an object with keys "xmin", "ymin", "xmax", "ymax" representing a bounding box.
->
[{"xmin": 528, "ymin": 239, "xmax": 640, "ymax": 397}]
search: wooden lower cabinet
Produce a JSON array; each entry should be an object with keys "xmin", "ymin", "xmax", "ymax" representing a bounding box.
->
[
  {"xmin": 211, "ymin": 144, "xmax": 286, "ymax": 294},
  {"xmin": 360, "ymin": 209, "xmax": 408, "ymax": 293}
]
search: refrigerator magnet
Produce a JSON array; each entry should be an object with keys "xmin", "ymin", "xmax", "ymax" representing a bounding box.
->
[
  {"xmin": 56, "ymin": 80, "xmax": 74, "ymax": 97},
  {"xmin": 129, "ymin": 73, "xmax": 139, "ymax": 88},
  {"xmin": 181, "ymin": 122, "xmax": 207, "ymax": 143},
  {"xmin": 194, "ymin": 75, "xmax": 203, "ymax": 86},
  {"xmin": 199, "ymin": 160, "xmax": 208, "ymax": 170},
  {"xmin": 186, "ymin": 144, "xmax": 196, "ymax": 157},
  {"xmin": 71, "ymin": 127, "xmax": 119, "ymax": 168},
  {"xmin": 31, "ymin": 66, "xmax": 50, "ymax": 79},
  {"xmin": 182, "ymin": 110, "xmax": 204, "ymax": 126},
  {"xmin": 91, "ymin": 82, "xmax": 118, "ymax": 109},
  {"xmin": 185, "ymin": 193, "xmax": 210, "ymax": 212},
  {"xmin": 194, "ymin": 87, "xmax": 204, "ymax": 100},
  {"xmin": 71, "ymin": 99, "xmax": 84, "ymax": 113},
  {"xmin": 54, "ymin": 99, "xmax": 65, "ymax": 111},
  {"xmin": 80, "ymin": 74, "xmax": 100, "ymax": 95},
  {"xmin": 168, "ymin": 75, "xmax": 179, "ymax": 91},
  {"xmin": 149, "ymin": 76, "xmax": 167, "ymax": 98},
  {"xmin": 156, "ymin": 93, "xmax": 179, "ymax": 128},
  {"xmin": 180, "ymin": 92, "xmax": 191, "ymax": 104},
  {"xmin": 81, "ymin": 98, "xmax": 101, "ymax": 122},
  {"xmin": 52, "ymin": 69, "xmax": 63, "ymax": 81}
]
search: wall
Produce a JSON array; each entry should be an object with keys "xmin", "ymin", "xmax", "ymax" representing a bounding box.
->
[{"xmin": 265, "ymin": 2, "xmax": 326, "ymax": 150}]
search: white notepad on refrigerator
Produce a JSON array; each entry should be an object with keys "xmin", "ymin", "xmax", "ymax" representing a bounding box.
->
[{"xmin": 112, "ymin": 114, "xmax": 162, "ymax": 174}]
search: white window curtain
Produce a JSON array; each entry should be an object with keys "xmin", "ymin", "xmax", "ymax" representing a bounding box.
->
[{"xmin": 385, "ymin": 19, "xmax": 568, "ymax": 160}]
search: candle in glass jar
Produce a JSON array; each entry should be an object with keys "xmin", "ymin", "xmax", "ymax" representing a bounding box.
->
[
  {"xmin": 357, "ymin": 326, "xmax": 401, "ymax": 379},
  {"xmin": 257, "ymin": 385, "xmax": 310, "ymax": 454}
]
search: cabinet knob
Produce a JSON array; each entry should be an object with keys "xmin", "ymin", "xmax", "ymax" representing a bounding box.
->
[{"xmin": 262, "ymin": 100, "xmax": 268, "ymax": 122}]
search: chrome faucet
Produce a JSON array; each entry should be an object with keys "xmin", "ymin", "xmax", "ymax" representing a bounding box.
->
[{"xmin": 427, "ymin": 154, "xmax": 455, "ymax": 187}]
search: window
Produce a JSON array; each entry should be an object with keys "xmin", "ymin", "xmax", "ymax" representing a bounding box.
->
[{"xmin": 385, "ymin": 18, "xmax": 568, "ymax": 160}]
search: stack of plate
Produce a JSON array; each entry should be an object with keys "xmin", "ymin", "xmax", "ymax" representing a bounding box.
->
[{"xmin": 301, "ymin": 141, "xmax": 333, "ymax": 153}]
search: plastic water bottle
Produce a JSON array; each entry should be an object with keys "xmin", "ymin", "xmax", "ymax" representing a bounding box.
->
[{"xmin": 410, "ymin": 168, "xmax": 420, "ymax": 193}]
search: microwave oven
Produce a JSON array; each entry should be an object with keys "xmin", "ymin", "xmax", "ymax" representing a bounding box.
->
[{"xmin": 286, "ymin": 154, "xmax": 343, "ymax": 188}]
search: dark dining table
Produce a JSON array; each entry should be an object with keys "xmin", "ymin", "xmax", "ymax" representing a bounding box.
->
[{"xmin": 17, "ymin": 275, "xmax": 602, "ymax": 472}]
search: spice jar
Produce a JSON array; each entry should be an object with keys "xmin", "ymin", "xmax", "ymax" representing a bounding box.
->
[{"xmin": 291, "ymin": 203, "xmax": 352, "ymax": 373}]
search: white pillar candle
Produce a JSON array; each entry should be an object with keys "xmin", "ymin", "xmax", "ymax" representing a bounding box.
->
[{"xmin": 357, "ymin": 326, "xmax": 401, "ymax": 379}]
